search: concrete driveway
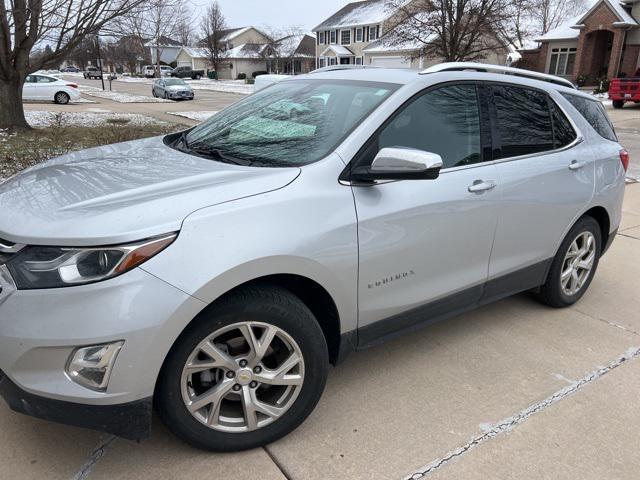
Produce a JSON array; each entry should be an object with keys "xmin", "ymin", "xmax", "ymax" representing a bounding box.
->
[{"xmin": 4, "ymin": 91, "xmax": 640, "ymax": 480}]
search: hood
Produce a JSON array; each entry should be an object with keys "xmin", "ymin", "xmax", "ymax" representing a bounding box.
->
[
  {"xmin": 167, "ymin": 85, "xmax": 192, "ymax": 91},
  {"xmin": 0, "ymin": 136, "xmax": 300, "ymax": 246}
]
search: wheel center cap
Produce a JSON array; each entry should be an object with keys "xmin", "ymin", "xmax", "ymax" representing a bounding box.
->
[{"xmin": 236, "ymin": 368, "xmax": 253, "ymax": 386}]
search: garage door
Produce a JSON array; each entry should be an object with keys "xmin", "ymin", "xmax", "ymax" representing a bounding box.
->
[
  {"xmin": 370, "ymin": 56, "xmax": 411, "ymax": 68},
  {"xmin": 177, "ymin": 61, "xmax": 191, "ymax": 68}
]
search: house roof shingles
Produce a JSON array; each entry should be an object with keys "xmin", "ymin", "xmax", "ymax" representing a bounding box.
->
[{"xmin": 313, "ymin": 0, "xmax": 391, "ymax": 31}]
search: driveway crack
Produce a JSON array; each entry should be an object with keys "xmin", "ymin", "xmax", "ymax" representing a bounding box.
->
[{"xmin": 70, "ymin": 435, "xmax": 116, "ymax": 480}]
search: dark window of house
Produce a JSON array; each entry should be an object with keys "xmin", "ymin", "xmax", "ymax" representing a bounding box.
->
[
  {"xmin": 356, "ymin": 28, "xmax": 363, "ymax": 42},
  {"xmin": 330, "ymin": 30, "xmax": 337, "ymax": 44},
  {"xmin": 549, "ymin": 100, "xmax": 578, "ymax": 148},
  {"xmin": 318, "ymin": 32, "xmax": 325, "ymax": 44},
  {"xmin": 492, "ymin": 85, "xmax": 554, "ymax": 158},
  {"xmin": 561, "ymin": 93, "xmax": 617, "ymax": 142},
  {"xmin": 370, "ymin": 84, "xmax": 482, "ymax": 169},
  {"xmin": 341, "ymin": 30, "xmax": 351, "ymax": 45}
]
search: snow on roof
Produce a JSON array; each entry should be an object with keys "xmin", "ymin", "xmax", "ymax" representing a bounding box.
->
[
  {"xmin": 535, "ymin": 14, "xmax": 582, "ymax": 42},
  {"xmin": 320, "ymin": 44, "xmax": 355, "ymax": 56},
  {"xmin": 276, "ymin": 34, "xmax": 316, "ymax": 58},
  {"xmin": 144, "ymin": 36, "xmax": 182, "ymax": 48},
  {"xmin": 314, "ymin": 0, "xmax": 392, "ymax": 30},
  {"xmin": 220, "ymin": 26, "xmax": 253, "ymax": 42},
  {"xmin": 222, "ymin": 43, "xmax": 265, "ymax": 59},
  {"xmin": 363, "ymin": 34, "xmax": 428, "ymax": 53},
  {"xmin": 181, "ymin": 47, "xmax": 210, "ymax": 58}
]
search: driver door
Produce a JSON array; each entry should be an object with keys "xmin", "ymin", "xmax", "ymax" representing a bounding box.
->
[
  {"xmin": 351, "ymin": 83, "xmax": 501, "ymax": 345},
  {"xmin": 23, "ymin": 75, "xmax": 37, "ymax": 100}
]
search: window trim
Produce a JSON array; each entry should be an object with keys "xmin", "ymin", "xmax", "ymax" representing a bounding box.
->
[
  {"xmin": 338, "ymin": 80, "xmax": 584, "ymax": 184},
  {"xmin": 356, "ymin": 27, "xmax": 364, "ymax": 42}
]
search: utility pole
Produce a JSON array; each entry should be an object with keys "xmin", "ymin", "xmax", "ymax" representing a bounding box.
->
[{"xmin": 96, "ymin": 35, "xmax": 105, "ymax": 91}]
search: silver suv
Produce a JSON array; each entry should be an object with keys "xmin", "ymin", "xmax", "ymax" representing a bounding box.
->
[{"xmin": 0, "ymin": 64, "xmax": 627, "ymax": 451}]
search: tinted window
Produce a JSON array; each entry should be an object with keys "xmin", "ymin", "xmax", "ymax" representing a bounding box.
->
[
  {"xmin": 35, "ymin": 75, "xmax": 56, "ymax": 83},
  {"xmin": 375, "ymin": 84, "xmax": 482, "ymax": 169},
  {"xmin": 492, "ymin": 85, "xmax": 554, "ymax": 159},
  {"xmin": 561, "ymin": 93, "xmax": 617, "ymax": 142},
  {"xmin": 549, "ymin": 100, "xmax": 577, "ymax": 148}
]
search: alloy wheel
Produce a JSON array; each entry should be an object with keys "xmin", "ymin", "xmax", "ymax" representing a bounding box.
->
[
  {"xmin": 181, "ymin": 321, "xmax": 305, "ymax": 433},
  {"xmin": 560, "ymin": 231, "xmax": 596, "ymax": 296}
]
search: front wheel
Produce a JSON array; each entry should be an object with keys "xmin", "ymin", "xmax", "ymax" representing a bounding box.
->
[
  {"xmin": 156, "ymin": 286, "xmax": 329, "ymax": 452},
  {"xmin": 195, "ymin": 74, "xmax": 201, "ymax": 80},
  {"xmin": 537, "ymin": 216, "xmax": 601, "ymax": 308},
  {"xmin": 613, "ymin": 100, "xmax": 625, "ymax": 109}
]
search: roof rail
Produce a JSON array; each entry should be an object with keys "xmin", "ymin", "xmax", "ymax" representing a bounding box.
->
[
  {"xmin": 420, "ymin": 62, "xmax": 577, "ymax": 89},
  {"xmin": 310, "ymin": 65, "xmax": 380, "ymax": 74}
]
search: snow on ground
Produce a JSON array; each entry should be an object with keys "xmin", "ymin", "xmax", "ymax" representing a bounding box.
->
[
  {"xmin": 185, "ymin": 79, "xmax": 253, "ymax": 95},
  {"xmin": 79, "ymin": 85, "xmax": 171, "ymax": 103},
  {"xmin": 591, "ymin": 92, "xmax": 613, "ymax": 107},
  {"xmin": 118, "ymin": 77, "xmax": 155, "ymax": 84},
  {"xmin": 25, "ymin": 111, "xmax": 166, "ymax": 128},
  {"xmin": 167, "ymin": 111, "xmax": 219, "ymax": 122}
]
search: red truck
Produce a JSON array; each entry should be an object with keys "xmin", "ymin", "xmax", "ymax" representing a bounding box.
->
[{"xmin": 609, "ymin": 68, "xmax": 640, "ymax": 109}]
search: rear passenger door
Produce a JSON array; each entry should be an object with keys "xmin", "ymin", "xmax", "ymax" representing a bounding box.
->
[{"xmin": 486, "ymin": 84, "xmax": 594, "ymax": 292}]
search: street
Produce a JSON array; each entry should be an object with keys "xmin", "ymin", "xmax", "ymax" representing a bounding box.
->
[{"xmin": 4, "ymin": 79, "xmax": 640, "ymax": 480}]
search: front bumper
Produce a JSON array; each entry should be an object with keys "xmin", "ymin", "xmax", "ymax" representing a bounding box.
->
[
  {"xmin": 0, "ymin": 370, "xmax": 152, "ymax": 440},
  {"xmin": 0, "ymin": 266, "xmax": 206, "ymax": 436},
  {"xmin": 168, "ymin": 91, "xmax": 194, "ymax": 100}
]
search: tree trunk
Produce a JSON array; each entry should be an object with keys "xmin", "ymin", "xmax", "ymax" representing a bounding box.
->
[{"xmin": 0, "ymin": 76, "xmax": 30, "ymax": 130}]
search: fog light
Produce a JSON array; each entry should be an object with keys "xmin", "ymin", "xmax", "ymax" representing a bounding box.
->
[{"xmin": 66, "ymin": 341, "xmax": 124, "ymax": 391}]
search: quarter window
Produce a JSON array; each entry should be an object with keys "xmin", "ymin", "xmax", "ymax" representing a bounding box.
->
[
  {"xmin": 341, "ymin": 30, "xmax": 351, "ymax": 45},
  {"xmin": 549, "ymin": 100, "xmax": 577, "ymax": 148},
  {"xmin": 492, "ymin": 85, "xmax": 554, "ymax": 159},
  {"xmin": 561, "ymin": 93, "xmax": 617, "ymax": 142},
  {"xmin": 372, "ymin": 84, "xmax": 482, "ymax": 169}
]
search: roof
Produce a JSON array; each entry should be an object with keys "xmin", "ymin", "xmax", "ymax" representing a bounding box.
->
[
  {"xmin": 536, "ymin": 0, "xmax": 638, "ymax": 42},
  {"xmin": 320, "ymin": 45, "xmax": 354, "ymax": 56},
  {"xmin": 222, "ymin": 43, "xmax": 266, "ymax": 59},
  {"xmin": 181, "ymin": 47, "xmax": 210, "ymax": 59},
  {"xmin": 276, "ymin": 34, "xmax": 316, "ymax": 58},
  {"xmin": 314, "ymin": 0, "xmax": 392, "ymax": 31}
]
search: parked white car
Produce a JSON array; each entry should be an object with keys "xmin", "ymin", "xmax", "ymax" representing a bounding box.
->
[
  {"xmin": 23, "ymin": 74, "xmax": 81, "ymax": 104},
  {"xmin": 143, "ymin": 65, "xmax": 155, "ymax": 78}
]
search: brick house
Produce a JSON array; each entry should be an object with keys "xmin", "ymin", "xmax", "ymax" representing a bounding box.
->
[{"xmin": 517, "ymin": 0, "xmax": 640, "ymax": 84}]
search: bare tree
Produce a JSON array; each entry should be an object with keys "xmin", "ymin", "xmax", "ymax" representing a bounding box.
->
[
  {"xmin": 176, "ymin": 6, "xmax": 193, "ymax": 46},
  {"xmin": 386, "ymin": 0, "xmax": 510, "ymax": 63},
  {"xmin": 0, "ymin": 0, "xmax": 147, "ymax": 130},
  {"xmin": 532, "ymin": 0, "xmax": 587, "ymax": 35},
  {"xmin": 200, "ymin": 1, "xmax": 227, "ymax": 75}
]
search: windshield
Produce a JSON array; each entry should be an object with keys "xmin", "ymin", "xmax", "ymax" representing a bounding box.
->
[
  {"xmin": 173, "ymin": 79, "xmax": 398, "ymax": 167},
  {"xmin": 165, "ymin": 79, "xmax": 187, "ymax": 86}
]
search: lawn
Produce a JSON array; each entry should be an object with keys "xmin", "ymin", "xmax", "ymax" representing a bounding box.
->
[{"xmin": 0, "ymin": 120, "xmax": 178, "ymax": 182}]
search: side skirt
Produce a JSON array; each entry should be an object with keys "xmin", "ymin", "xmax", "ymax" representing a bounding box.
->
[{"xmin": 356, "ymin": 259, "xmax": 553, "ymax": 350}]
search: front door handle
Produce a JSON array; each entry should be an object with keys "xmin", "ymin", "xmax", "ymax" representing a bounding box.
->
[
  {"xmin": 468, "ymin": 180, "xmax": 497, "ymax": 193},
  {"xmin": 568, "ymin": 160, "xmax": 586, "ymax": 171}
]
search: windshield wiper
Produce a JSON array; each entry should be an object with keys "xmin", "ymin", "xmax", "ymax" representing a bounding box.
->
[
  {"xmin": 173, "ymin": 131, "xmax": 190, "ymax": 151},
  {"xmin": 189, "ymin": 147, "xmax": 251, "ymax": 166}
]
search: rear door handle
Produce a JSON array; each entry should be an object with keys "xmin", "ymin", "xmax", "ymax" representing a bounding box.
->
[
  {"xmin": 468, "ymin": 180, "xmax": 497, "ymax": 193},
  {"xmin": 568, "ymin": 160, "xmax": 586, "ymax": 171}
]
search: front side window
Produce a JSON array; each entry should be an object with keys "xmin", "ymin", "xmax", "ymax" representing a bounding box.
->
[
  {"xmin": 341, "ymin": 30, "xmax": 351, "ymax": 45},
  {"xmin": 561, "ymin": 93, "xmax": 617, "ymax": 142},
  {"xmin": 176, "ymin": 80, "xmax": 398, "ymax": 167},
  {"xmin": 362, "ymin": 84, "xmax": 482, "ymax": 170},
  {"xmin": 492, "ymin": 85, "xmax": 554, "ymax": 159}
]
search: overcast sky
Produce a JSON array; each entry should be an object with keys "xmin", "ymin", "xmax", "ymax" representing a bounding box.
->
[{"xmin": 188, "ymin": 0, "xmax": 352, "ymax": 32}]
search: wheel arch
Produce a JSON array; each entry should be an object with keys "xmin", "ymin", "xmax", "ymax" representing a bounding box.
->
[{"xmin": 583, "ymin": 205, "xmax": 611, "ymax": 253}]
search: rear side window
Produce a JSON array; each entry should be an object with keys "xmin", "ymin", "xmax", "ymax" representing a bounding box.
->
[
  {"xmin": 491, "ymin": 85, "xmax": 554, "ymax": 159},
  {"xmin": 549, "ymin": 100, "xmax": 578, "ymax": 148},
  {"xmin": 561, "ymin": 93, "xmax": 617, "ymax": 142}
]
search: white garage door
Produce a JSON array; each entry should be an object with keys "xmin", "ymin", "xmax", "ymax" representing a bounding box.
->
[
  {"xmin": 370, "ymin": 56, "xmax": 411, "ymax": 68},
  {"xmin": 177, "ymin": 61, "xmax": 192, "ymax": 68}
]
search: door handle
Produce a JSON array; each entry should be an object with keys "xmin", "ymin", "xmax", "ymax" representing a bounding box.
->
[
  {"xmin": 568, "ymin": 160, "xmax": 586, "ymax": 171},
  {"xmin": 468, "ymin": 180, "xmax": 497, "ymax": 193}
]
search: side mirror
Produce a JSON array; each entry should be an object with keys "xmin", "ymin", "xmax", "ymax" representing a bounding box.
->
[{"xmin": 351, "ymin": 147, "xmax": 443, "ymax": 182}]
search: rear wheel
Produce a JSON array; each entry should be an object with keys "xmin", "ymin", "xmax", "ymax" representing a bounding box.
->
[
  {"xmin": 156, "ymin": 286, "xmax": 329, "ymax": 452},
  {"xmin": 54, "ymin": 91, "xmax": 70, "ymax": 105},
  {"xmin": 195, "ymin": 74, "xmax": 202, "ymax": 80},
  {"xmin": 537, "ymin": 216, "xmax": 601, "ymax": 308},
  {"xmin": 613, "ymin": 100, "xmax": 625, "ymax": 109}
]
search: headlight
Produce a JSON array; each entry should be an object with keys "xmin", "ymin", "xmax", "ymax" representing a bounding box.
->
[{"xmin": 6, "ymin": 233, "xmax": 176, "ymax": 289}]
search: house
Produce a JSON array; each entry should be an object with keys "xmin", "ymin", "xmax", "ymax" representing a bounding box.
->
[
  {"xmin": 144, "ymin": 36, "xmax": 182, "ymax": 65},
  {"xmin": 313, "ymin": 0, "xmax": 507, "ymax": 69},
  {"xmin": 517, "ymin": 0, "xmax": 640, "ymax": 84},
  {"xmin": 268, "ymin": 34, "xmax": 317, "ymax": 74},
  {"xmin": 174, "ymin": 47, "xmax": 211, "ymax": 72}
]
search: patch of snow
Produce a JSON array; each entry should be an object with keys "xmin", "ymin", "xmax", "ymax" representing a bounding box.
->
[
  {"xmin": 24, "ymin": 111, "xmax": 166, "ymax": 128},
  {"xmin": 185, "ymin": 79, "xmax": 253, "ymax": 95},
  {"xmin": 79, "ymin": 85, "xmax": 171, "ymax": 103},
  {"xmin": 535, "ymin": 14, "xmax": 582, "ymax": 41},
  {"xmin": 315, "ymin": 0, "xmax": 391, "ymax": 30},
  {"xmin": 167, "ymin": 111, "xmax": 219, "ymax": 122},
  {"xmin": 116, "ymin": 77, "xmax": 154, "ymax": 84}
]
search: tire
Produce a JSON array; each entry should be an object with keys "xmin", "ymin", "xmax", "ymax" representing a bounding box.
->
[
  {"xmin": 537, "ymin": 216, "xmax": 602, "ymax": 308},
  {"xmin": 152, "ymin": 89, "xmax": 157, "ymax": 98},
  {"xmin": 163, "ymin": 91, "xmax": 169, "ymax": 100},
  {"xmin": 54, "ymin": 91, "xmax": 70, "ymax": 105},
  {"xmin": 156, "ymin": 286, "xmax": 329, "ymax": 452},
  {"xmin": 195, "ymin": 74, "xmax": 201, "ymax": 80},
  {"xmin": 613, "ymin": 100, "xmax": 625, "ymax": 109}
]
